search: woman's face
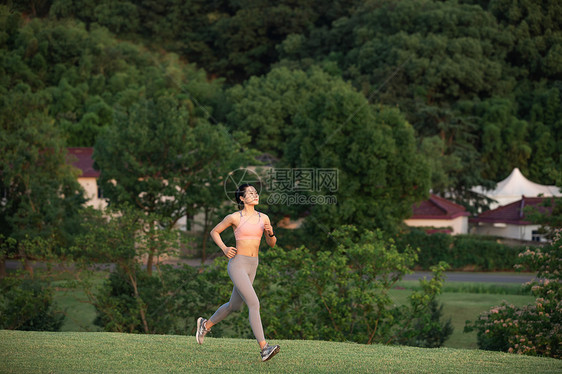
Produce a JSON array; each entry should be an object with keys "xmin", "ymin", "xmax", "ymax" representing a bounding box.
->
[{"xmin": 242, "ymin": 186, "xmax": 259, "ymax": 205}]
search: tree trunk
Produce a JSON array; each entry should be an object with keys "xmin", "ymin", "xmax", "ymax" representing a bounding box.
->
[
  {"xmin": 0, "ymin": 257, "xmax": 6, "ymax": 279},
  {"xmin": 23, "ymin": 257, "xmax": 33, "ymax": 277},
  {"xmin": 128, "ymin": 271, "xmax": 150, "ymax": 333},
  {"xmin": 201, "ymin": 233, "xmax": 207, "ymax": 264},
  {"xmin": 19, "ymin": 243, "xmax": 34, "ymax": 277},
  {"xmin": 201, "ymin": 208, "xmax": 210, "ymax": 264},
  {"xmin": 146, "ymin": 248, "xmax": 154, "ymax": 276}
]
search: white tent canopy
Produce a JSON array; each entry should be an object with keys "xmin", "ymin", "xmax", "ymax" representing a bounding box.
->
[{"xmin": 473, "ymin": 168, "xmax": 561, "ymax": 209}]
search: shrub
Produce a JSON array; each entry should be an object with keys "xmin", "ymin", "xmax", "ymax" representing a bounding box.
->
[
  {"xmin": 453, "ymin": 235, "xmax": 524, "ymax": 271},
  {"xmin": 464, "ymin": 302, "xmax": 519, "ymax": 352},
  {"xmin": 91, "ymin": 263, "xmax": 229, "ymax": 335},
  {"xmin": 73, "ymin": 206, "xmax": 184, "ymax": 334},
  {"xmin": 465, "ymin": 230, "xmax": 562, "ymax": 358},
  {"xmin": 396, "ymin": 229, "xmax": 453, "ymax": 269},
  {"xmin": 252, "ymin": 226, "xmax": 453, "ymax": 346},
  {"xmin": 159, "ymin": 262, "xmax": 234, "ymax": 337},
  {"xmin": 0, "ymin": 277, "xmax": 64, "ymax": 331},
  {"xmin": 83, "ymin": 223, "xmax": 454, "ymax": 347},
  {"xmin": 395, "ymin": 299, "xmax": 454, "ymax": 348},
  {"xmin": 393, "ymin": 263, "xmax": 454, "ymax": 348},
  {"xmin": 93, "ymin": 266, "xmax": 174, "ymax": 334},
  {"xmin": 397, "ymin": 229, "xmax": 526, "ymax": 271}
]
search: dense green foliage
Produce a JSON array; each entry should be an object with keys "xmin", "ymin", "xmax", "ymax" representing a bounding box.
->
[
  {"xmin": 252, "ymin": 227, "xmax": 452, "ymax": 346},
  {"xmin": 3, "ymin": 0, "xmax": 561, "ymax": 225},
  {"xmin": 227, "ymin": 67, "xmax": 430, "ymax": 238},
  {"xmin": 38, "ymin": 0, "xmax": 562, "ymax": 190},
  {"xmin": 0, "ymin": 12, "xmax": 88, "ymax": 264},
  {"xmin": 0, "ymin": 277, "xmax": 64, "ymax": 331},
  {"xmin": 71, "ymin": 206, "xmax": 182, "ymax": 332},
  {"xmin": 47, "ymin": 0, "xmax": 359, "ymax": 83},
  {"xmin": 278, "ymin": 0, "xmax": 562, "ymax": 191},
  {"xmin": 396, "ymin": 229, "xmax": 527, "ymax": 270},
  {"xmin": 1, "ymin": 10, "xmax": 193, "ymax": 147},
  {"xmin": 1, "ymin": 0, "xmax": 560, "ymax": 355},
  {"xmin": 527, "ymin": 168, "xmax": 562, "ymax": 238},
  {"xmin": 82, "ymin": 224, "xmax": 452, "ymax": 347},
  {"xmin": 0, "ymin": 5, "xmax": 246, "ymax": 266},
  {"xmin": 2, "ymin": 1, "xmax": 560, "ymax": 218},
  {"xmin": 465, "ymin": 230, "xmax": 562, "ymax": 358}
]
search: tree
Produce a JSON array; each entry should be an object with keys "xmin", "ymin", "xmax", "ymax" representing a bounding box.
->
[
  {"xmin": 6, "ymin": 0, "xmax": 54, "ymax": 17},
  {"xmin": 488, "ymin": 0, "xmax": 562, "ymax": 81},
  {"xmin": 418, "ymin": 135, "xmax": 462, "ymax": 194},
  {"xmin": 275, "ymin": 0, "xmax": 531, "ymax": 208},
  {"xmin": 522, "ymin": 82, "xmax": 562, "ymax": 184},
  {"xmin": 226, "ymin": 67, "xmax": 339, "ymax": 159},
  {"xmin": 226, "ymin": 66, "xmax": 430, "ymax": 242},
  {"xmin": 0, "ymin": 83, "xmax": 85, "ymax": 277},
  {"xmin": 526, "ymin": 163, "xmax": 562, "ymax": 239},
  {"xmin": 94, "ymin": 93, "xmax": 252, "ymax": 270},
  {"xmin": 71, "ymin": 206, "xmax": 179, "ymax": 333},
  {"xmin": 0, "ymin": 275, "xmax": 65, "ymax": 331},
  {"xmin": 1, "ymin": 7, "xmax": 227, "ymax": 147},
  {"xmin": 49, "ymin": 0, "xmax": 361, "ymax": 83}
]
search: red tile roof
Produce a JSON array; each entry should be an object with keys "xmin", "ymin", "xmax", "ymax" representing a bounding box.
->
[
  {"xmin": 67, "ymin": 147, "xmax": 99, "ymax": 178},
  {"xmin": 470, "ymin": 196, "xmax": 553, "ymax": 225},
  {"xmin": 410, "ymin": 194, "xmax": 469, "ymax": 219}
]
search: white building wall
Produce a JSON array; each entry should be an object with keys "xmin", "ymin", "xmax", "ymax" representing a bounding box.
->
[
  {"xmin": 471, "ymin": 223, "xmax": 544, "ymax": 242},
  {"xmin": 403, "ymin": 216, "xmax": 468, "ymax": 235},
  {"xmin": 78, "ymin": 177, "xmax": 107, "ymax": 210}
]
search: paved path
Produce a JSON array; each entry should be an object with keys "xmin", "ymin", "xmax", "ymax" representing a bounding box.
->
[{"xmin": 403, "ymin": 271, "xmax": 538, "ymax": 284}]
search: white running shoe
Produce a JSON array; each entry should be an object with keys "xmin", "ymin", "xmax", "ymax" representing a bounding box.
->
[
  {"xmin": 196, "ymin": 317, "xmax": 210, "ymax": 344},
  {"xmin": 260, "ymin": 344, "xmax": 280, "ymax": 362}
]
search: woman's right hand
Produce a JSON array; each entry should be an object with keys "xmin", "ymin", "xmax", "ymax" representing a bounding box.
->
[{"xmin": 223, "ymin": 246, "xmax": 237, "ymax": 258}]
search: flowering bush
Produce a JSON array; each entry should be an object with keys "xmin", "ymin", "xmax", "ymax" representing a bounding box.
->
[{"xmin": 465, "ymin": 230, "xmax": 561, "ymax": 358}]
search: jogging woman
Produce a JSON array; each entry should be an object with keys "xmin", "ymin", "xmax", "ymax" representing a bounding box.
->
[{"xmin": 196, "ymin": 184, "xmax": 280, "ymax": 362}]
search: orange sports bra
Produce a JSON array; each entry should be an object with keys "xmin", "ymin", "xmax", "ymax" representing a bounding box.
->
[{"xmin": 234, "ymin": 211, "xmax": 264, "ymax": 241}]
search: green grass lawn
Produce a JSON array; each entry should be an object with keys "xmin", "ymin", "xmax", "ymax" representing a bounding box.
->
[
  {"xmin": 53, "ymin": 287, "xmax": 102, "ymax": 332},
  {"xmin": 395, "ymin": 279, "xmax": 531, "ymax": 295},
  {"xmin": 438, "ymin": 292, "xmax": 535, "ymax": 349},
  {"xmin": 388, "ymin": 288, "xmax": 535, "ymax": 350},
  {"xmin": 52, "ymin": 275, "xmax": 537, "ymax": 350},
  {"xmin": 1, "ymin": 330, "xmax": 560, "ymax": 374},
  {"xmin": 51, "ymin": 271, "xmax": 107, "ymax": 332}
]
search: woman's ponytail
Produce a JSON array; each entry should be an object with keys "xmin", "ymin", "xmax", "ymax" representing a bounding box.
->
[{"xmin": 235, "ymin": 184, "xmax": 252, "ymax": 210}]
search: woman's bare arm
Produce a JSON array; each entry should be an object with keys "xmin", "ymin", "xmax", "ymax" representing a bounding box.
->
[
  {"xmin": 210, "ymin": 214, "xmax": 238, "ymax": 258},
  {"xmin": 263, "ymin": 215, "xmax": 277, "ymax": 247}
]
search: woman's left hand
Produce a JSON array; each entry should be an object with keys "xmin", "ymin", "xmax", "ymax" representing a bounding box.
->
[{"xmin": 264, "ymin": 222, "xmax": 274, "ymax": 237}]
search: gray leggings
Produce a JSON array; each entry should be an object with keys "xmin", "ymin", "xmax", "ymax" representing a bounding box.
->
[{"xmin": 209, "ymin": 254, "xmax": 265, "ymax": 343}]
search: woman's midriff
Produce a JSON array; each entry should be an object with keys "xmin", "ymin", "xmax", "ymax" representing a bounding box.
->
[{"xmin": 235, "ymin": 239, "xmax": 261, "ymax": 257}]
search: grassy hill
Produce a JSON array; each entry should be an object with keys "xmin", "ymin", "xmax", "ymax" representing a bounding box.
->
[{"xmin": 1, "ymin": 330, "xmax": 560, "ymax": 373}]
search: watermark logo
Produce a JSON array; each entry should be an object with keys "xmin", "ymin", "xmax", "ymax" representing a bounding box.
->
[
  {"xmin": 223, "ymin": 168, "xmax": 263, "ymax": 205},
  {"xmin": 265, "ymin": 168, "xmax": 338, "ymax": 193},
  {"xmin": 267, "ymin": 192, "xmax": 337, "ymax": 206},
  {"xmin": 265, "ymin": 168, "xmax": 338, "ymax": 206},
  {"xmin": 224, "ymin": 167, "xmax": 338, "ymax": 206}
]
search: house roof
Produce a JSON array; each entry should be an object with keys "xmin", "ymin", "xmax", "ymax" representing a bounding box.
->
[
  {"xmin": 67, "ymin": 147, "xmax": 99, "ymax": 178},
  {"xmin": 410, "ymin": 194, "xmax": 469, "ymax": 220},
  {"xmin": 470, "ymin": 196, "xmax": 554, "ymax": 225}
]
